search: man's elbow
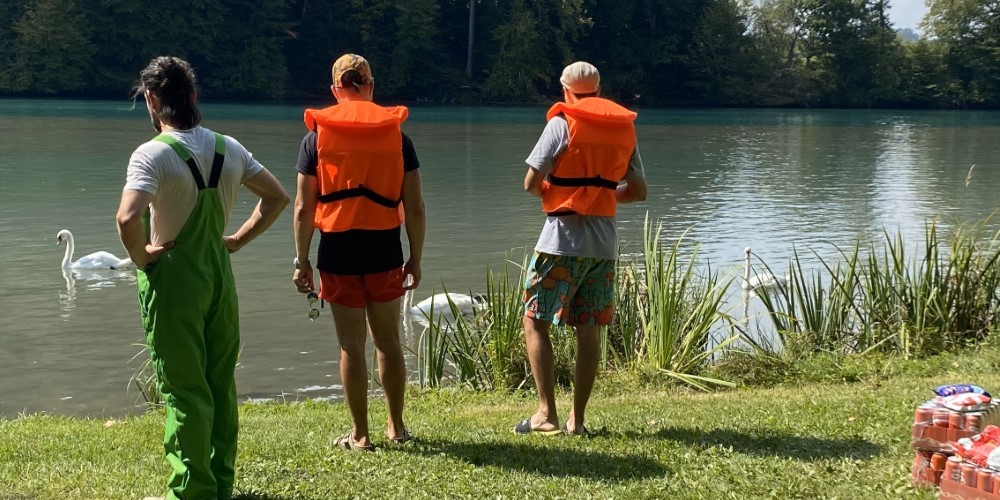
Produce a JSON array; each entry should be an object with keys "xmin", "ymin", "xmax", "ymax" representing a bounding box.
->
[
  {"xmin": 272, "ymin": 192, "xmax": 291, "ymax": 210},
  {"xmin": 293, "ymin": 199, "xmax": 312, "ymax": 221},
  {"xmin": 631, "ymin": 181, "xmax": 648, "ymax": 202},
  {"xmin": 115, "ymin": 210, "xmax": 140, "ymax": 230}
]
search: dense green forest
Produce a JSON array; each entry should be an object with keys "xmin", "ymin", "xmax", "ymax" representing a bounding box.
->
[{"xmin": 0, "ymin": 0, "xmax": 998, "ymax": 108}]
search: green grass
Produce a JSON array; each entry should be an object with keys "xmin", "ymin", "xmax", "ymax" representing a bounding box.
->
[{"xmin": 12, "ymin": 356, "xmax": 1000, "ymax": 499}]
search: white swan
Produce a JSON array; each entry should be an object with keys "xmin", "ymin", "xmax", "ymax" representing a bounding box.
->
[
  {"xmin": 403, "ymin": 290, "xmax": 486, "ymax": 327},
  {"xmin": 57, "ymin": 229, "xmax": 133, "ymax": 270},
  {"xmin": 742, "ymin": 247, "xmax": 788, "ymax": 292}
]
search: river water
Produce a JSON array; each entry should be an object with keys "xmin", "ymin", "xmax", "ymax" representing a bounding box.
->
[{"xmin": 1, "ymin": 99, "xmax": 998, "ymax": 416}]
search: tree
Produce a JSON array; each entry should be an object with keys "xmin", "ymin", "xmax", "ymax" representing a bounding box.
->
[
  {"xmin": 802, "ymin": 0, "xmax": 902, "ymax": 106},
  {"xmin": 9, "ymin": 0, "xmax": 93, "ymax": 94},
  {"xmin": 481, "ymin": 0, "xmax": 544, "ymax": 102},
  {"xmin": 387, "ymin": 0, "xmax": 443, "ymax": 99},
  {"xmin": 742, "ymin": 0, "xmax": 821, "ymax": 105},
  {"xmin": 923, "ymin": 0, "xmax": 1000, "ymax": 106},
  {"xmin": 0, "ymin": 0, "xmax": 27, "ymax": 92},
  {"xmin": 284, "ymin": 0, "xmax": 360, "ymax": 98},
  {"xmin": 481, "ymin": 0, "xmax": 583, "ymax": 102},
  {"xmin": 688, "ymin": 0, "xmax": 758, "ymax": 105},
  {"xmin": 201, "ymin": 0, "xmax": 290, "ymax": 98},
  {"xmin": 900, "ymin": 39, "xmax": 963, "ymax": 107},
  {"xmin": 575, "ymin": 0, "xmax": 646, "ymax": 102}
]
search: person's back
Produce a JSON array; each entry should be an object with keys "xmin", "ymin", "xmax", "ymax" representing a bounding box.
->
[
  {"xmin": 117, "ymin": 56, "xmax": 289, "ymax": 500},
  {"xmin": 516, "ymin": 61, "xmax": 647, "ymax": 437},
  {"xmin": 292, "ymin": 53, "xmax": 426, "ymax": 451},
  {"xmin": 130, "ymin": 126, "xmax": 262, "ymax": 246}
]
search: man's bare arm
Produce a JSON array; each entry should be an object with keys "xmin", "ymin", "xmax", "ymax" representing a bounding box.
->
[
  {"xmin": 401, "ymin": 170, "xmax": 426, "ymax": 290},
  {"xmin": 224, "ymin": 168, "xmax": 289, "ymax": 252},
  {"xmin": 115, "ymin": 189, "xmax": 173, "ymax": 268},
  {"xmin": 524, "ymin": 167, "xmax": 544, "ymax": 197},
  {"xmin": 292, "ymin": 173, "xmax": 318, "ymax": 293}
]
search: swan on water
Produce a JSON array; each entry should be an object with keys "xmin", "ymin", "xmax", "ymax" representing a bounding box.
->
[
  {"xmin": 742, "ymin": 246, "xmax": 788, "ymax": 292},
  {"xmin": 57, "ymin": 229, "xmax": 133, "ymax": 270},
  {"xmin": 403, "ymin": 290, "xmax": 486, "ymax": 327}
]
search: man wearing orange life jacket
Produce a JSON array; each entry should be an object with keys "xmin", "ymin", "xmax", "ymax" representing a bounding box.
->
[
  {"xmin": 292, "ymin": 54, "xmax": 426, "ymax": 451},
  {"xmin": 516, "ymin": 61, "xmax": 647, "ymax": 437}
]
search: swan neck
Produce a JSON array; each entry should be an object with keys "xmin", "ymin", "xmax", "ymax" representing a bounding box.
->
[
  {"xmin": 743, "ymin": 252, "xmax": 749, "ymax": 281},
  {"xmin": 62, "ymin": 233, "xmax": 74, "ymax": 268}
]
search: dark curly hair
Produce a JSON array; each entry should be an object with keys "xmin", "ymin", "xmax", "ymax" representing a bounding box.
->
[{"xmin": 134, "ymin": 56, "xmax": 202, "ymax": 130}]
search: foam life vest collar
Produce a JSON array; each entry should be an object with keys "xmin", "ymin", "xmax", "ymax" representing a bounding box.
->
[
  {"xmin": 303, "ymin": 101, "xmax": 409, "ymax": 232},
  {"xmin": 305, "ymin": 100, "xmax": 408, "ymax": 130},
  {"xmin": 541, "ymin": 97, "xmax": 637, "ymax": 217}
]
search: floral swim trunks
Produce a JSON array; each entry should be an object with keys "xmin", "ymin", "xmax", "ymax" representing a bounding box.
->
[{"xmin": 523, "ymin": 251, "xmax": 616, "ymax": 326}]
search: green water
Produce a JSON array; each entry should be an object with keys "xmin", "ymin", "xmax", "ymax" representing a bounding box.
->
[{"xmin": 2, "ymin": 99, "xmax": 999, "ymax": 416}]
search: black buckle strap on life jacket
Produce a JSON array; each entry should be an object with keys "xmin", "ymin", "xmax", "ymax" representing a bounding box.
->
[
  {"xmin": 317, "ymin": 184, "xmax": 401, "ymax": 209},
  {"xmin": 547, "ymin": 210, "xmax": 578, "ymax": 217},
  {"xmin": 547, "ymin": 174, "xmax": 618, "ymax": 190}
]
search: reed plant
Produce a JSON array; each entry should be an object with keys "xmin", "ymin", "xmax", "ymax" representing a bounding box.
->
[
  {"xmin": 414, "ymin": 306, "xmax": 448, "ymax": 389},
  {"xmin": 605, "ymin": 253, "xmax": 643, "ymax": 368},
  {"xmin": 753, "ymin": 244, "xmax": 864, "ymax": 356},
  {"xmin": 413, "ymin": 214, "xmax": 742, "ymax": 392},
  {"xmin": 753, "ymin": 219, "xmax": 1000, "ymax": 359},
  {"xmin": 630, "ymin": 215, "xmax": 738, "ymax": 389},
  {"xmin": 127, "ymin": 345, "xmax": 162, "ymax": 407},
  {"xmin": 411, "ymin": 253, "xmax": 571, "ymax": 391}
]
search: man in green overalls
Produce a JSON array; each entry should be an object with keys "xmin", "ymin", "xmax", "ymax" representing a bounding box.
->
[{"xmin": 116, "ymin": 56, "xmax": 289, "ymax": 500}]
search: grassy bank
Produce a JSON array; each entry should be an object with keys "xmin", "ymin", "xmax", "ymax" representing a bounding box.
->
[{"xmin": 10, "ymin": 348, "xmax": 1000, "ymax": 499}]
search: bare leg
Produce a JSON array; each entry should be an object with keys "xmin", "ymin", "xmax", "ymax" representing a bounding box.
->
[
  {"xmin": 566, "ymin": 324, "xmax": 600, "ymax": 433},
  {"xmin": 331, "ymin": 303, "xmax": 371, "ymax": 447},
  {"xmin": 523, "ymin": 315, "xmax": 559, "ymax": 431},
  {"xmin": 367, "ymin": 298, "xmax": 406, "ymax": 439}
]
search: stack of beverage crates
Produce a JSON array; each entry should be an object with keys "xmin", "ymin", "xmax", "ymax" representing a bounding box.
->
[{"xmin": 908, "ymin": 384, "xmax": 1000, "ymax": 499}]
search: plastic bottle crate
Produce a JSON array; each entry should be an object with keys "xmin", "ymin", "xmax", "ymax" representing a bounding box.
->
[
  {"xmin": 914, "ymin": 450, "xmax": 949, "ymax": 488},
  {"xmin": 913, "ymin": 401, "xmax": 1000, "ymax": 453},
  {"xmin": 939, "ymin": 461, "xmax": 1000, "ymax": 499}
]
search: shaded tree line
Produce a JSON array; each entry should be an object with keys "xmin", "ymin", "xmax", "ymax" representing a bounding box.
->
[{"xmin": 0, "ymin": 0, "xmax": 997, "ymax": 108}]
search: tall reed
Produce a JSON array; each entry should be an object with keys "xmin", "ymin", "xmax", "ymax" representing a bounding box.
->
[
  {"xmin": 632, "ymin": 215, "xmax": 738, "ymax": 389},
  {"xmin": 754, "ymin": 219, "xmax": 1000, "ymax": 358},
  {"xmin": 410, "ymin": 254, "xmax": 538, "ymax": 391},
  {"xmin": 128, "ymin": 345, "xmax": 162, "ymax": 407},
  {"xmin": 413, "ymin": 214, "xmax": 742, "ymax": 391}
]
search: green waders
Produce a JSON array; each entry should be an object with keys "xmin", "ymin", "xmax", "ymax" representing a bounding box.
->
[{"xmin": 137, "ymin": 133, "xmax": 239, "ymax": 500}]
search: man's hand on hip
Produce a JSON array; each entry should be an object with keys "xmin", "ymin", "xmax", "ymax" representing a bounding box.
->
[{"xmin": 133, "ymin": 241, "xmax": 174, "ymax": 269}]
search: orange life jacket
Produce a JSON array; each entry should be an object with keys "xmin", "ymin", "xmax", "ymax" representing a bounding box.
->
[
  {"xmin": 304, "ymin": 101, "xmax": 409, "ymax": 232},
  {"xmin": 541, "ymin": 97, "xmax": 637, "ymax": 217}
]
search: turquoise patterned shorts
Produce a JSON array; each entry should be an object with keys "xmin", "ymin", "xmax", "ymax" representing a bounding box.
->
[{"xmin": 523, "ymin": 251, "xmax": 616, "ymax": 326}]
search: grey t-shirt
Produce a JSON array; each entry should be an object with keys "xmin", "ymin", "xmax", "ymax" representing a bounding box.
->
[{"xmin": 525, "ymin": 116, "xmax": 645, "ymax": 260}]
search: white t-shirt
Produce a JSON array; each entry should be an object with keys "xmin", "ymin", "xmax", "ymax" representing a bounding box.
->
[{"xmin": 124, "ymin": 126, "xmax": 264, "ymax": 245}]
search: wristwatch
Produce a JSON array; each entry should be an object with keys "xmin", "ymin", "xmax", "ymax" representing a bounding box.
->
[{"xmin": 293, "ymin": 257, "xmax": 311, "ymax": 269}]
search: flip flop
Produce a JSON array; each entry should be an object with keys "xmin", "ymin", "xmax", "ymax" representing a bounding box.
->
[
  {"xmin": 562, "ymin": 422, "xmax": 590, "ymax": 437},
  {"xmin": 333, "ymin": 431, "xmax": 376, "ymax": 452},
  {"xmin": 512, "ymin": 417, "xmax": 562, "ymax": 436},
  {"xmin": 388, "ymin": 428, "xmax": 413, "ymax": 445}
]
